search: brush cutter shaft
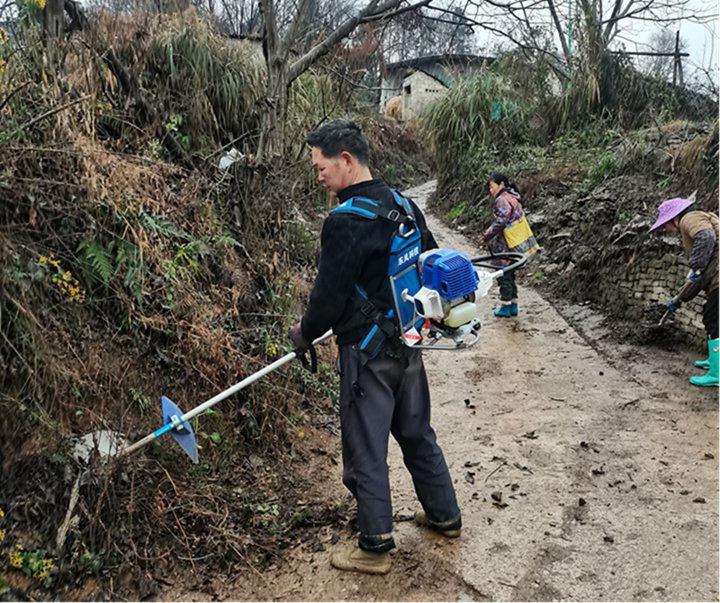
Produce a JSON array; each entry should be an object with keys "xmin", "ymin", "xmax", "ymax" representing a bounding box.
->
[
  {"xmin": 121, "ymin": 330, "xmax": 333, "ymax": 458},
  {"xmin": 121, "ymin": 431, "xmax": 160, "ymax": 457},
  {"xmin": 181, "ymin": 328, "xmax": 332, "ymax": 422},
  {"xmin": 186, "ymin": 351, "xmax": 296, "ymax": 421},
  {"xmin": 178, "ymin": 328, "xmax": 333, "ymax": 423}
]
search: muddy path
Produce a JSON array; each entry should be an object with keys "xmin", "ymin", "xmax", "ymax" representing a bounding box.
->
[{"xmin": 162, "ymin": 180, "xmax": 718, "ymax": 602}]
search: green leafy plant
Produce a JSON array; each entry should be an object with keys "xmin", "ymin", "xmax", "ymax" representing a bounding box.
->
[
  {"xmin": 448, "ymin": 201, "xmax": 466, "ymax": 220},
  {"xmin": 0, "ymin": 574, "xmax": 10, "ymax": 595},
  {"xmin": 578, "ymin": 152, "xmax": 621, "ymax": 196},
  {"xmin": 130, "ymin": 388, "xmax": 154, "ymax": 415},
  {"xmin": 657, "ymin": 176, "xmax": 673, "ymax": 189},
  {"xmin": 147, "ymin": 139, "xmax": 163, "ymax": 159},
  {"xmin": 253, "ymin": 502, "xmax": 281, "ymax": 533},
  {"xmin": 138, "ymin": 211, "xmax": 189, "ymax": 240},
  {"xmin": 8, "ymin": 545, "xmax": 53, "ymax": 581},
  {"xmin": 165, "ymin": 113, "xmax": 190, "ymax": 149},
  {"xmin": 77, "ymin": 238, "xmax": 149, "ymax": 308}
]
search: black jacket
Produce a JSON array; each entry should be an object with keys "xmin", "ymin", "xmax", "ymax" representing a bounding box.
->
[{"xmin": 301, "ymin": 179, "xmax": 437, "ymax": 346}]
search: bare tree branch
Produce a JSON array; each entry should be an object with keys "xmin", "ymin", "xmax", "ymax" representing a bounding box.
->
[
  {"xmin": 546, "ymin": 0, "xmax": 570, "ymax": 63},
  {"xmin": 288, "ymin": 0, "xmax": 432, "ymax": 83},
  {"xmin": 280, "ymin": 0, "xmax": 314, "ymax": 57}
]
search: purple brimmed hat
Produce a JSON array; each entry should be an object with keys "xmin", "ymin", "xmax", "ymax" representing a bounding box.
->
[{"xmin": 649, "ymin": 198, "xmax": 695, "ymax": 232}]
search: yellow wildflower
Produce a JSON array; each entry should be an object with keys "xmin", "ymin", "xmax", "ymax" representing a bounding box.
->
[
  {"xmin": 0, "ymin": 507, "xmax": 4, "ymax": 517},
  {"xmin": 37, "ymin": 0, "xmax": 46, "ymax": 8},
  {"xmin": 38, "ymin": 256, "xmax": 47, "ymax": 264},
  {"xmin": 0, "ymin": 529, "xmax": 5, "ymax": 541}
]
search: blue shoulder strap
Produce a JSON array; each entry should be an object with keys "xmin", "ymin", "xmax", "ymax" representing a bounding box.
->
[
  {"xmin": 330, "ymin": 196, "xmax": 380, "ymax": 220},
  {"xmin": 391, "ymin": 189, "xmax": 415, "ymax": 220},
  {"xmin": 331, "ymin": 191, "xmax": 415, "ymax": 223}
]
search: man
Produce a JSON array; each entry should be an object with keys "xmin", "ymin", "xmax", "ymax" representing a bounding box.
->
[
  {"xmin": 288, "ymin": 118, "xmax": 461, "ymax": 574},
  {"xmin": 650, "ymin": 197, "xmax": 719, "ymax": 387}
]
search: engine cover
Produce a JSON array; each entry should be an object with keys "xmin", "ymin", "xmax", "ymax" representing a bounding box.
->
[{"xmin": 420, "ymin": 249, "xmax": 479, "ymax": 299}]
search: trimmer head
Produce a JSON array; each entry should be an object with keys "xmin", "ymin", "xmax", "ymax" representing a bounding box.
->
[{"xmin": 161, "ymin": 396, "xmax": 198, "ymax": 463}]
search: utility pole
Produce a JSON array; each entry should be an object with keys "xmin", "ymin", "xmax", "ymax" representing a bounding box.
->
[
  {"xmin": 672, "ymin": 30, "xmax": 684, "ymax": 87},
  {"xmin": 566, "ymin": 0, "xmax": 573, "ymax": 89}
]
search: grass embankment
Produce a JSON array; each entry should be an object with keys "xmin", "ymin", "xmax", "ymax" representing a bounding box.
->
[{"xmin": 0, "ymin": 10, "xmax": 429, "ymax": 600}]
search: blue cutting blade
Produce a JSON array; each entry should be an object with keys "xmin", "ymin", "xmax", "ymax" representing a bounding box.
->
[{"xmin": 161, "ymin": 396, "xmax": 199, "ymax": 463}]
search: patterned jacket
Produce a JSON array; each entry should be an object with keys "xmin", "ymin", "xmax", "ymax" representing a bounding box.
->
[{"xmin": 481, "ymin": 187, "xmax": 525, "ymax": 267}]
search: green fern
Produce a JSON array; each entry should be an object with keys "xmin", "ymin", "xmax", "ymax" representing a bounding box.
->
[
  {"xmin": 137, "ymin": 210, "xmax": 190, "ymax": 240},
  {"xmin": 173, "ymin": 239, "xmax": 209, "ymax": 276},
  {"xmin": 77, "ymin": 240, "xmax": 113, "ymax": 286},
  {"xmin": 212, "ymin": 234, "xmax": 239, "ymax": 248},
  {"xmin": 114, "ymin": 240, "xmax": 147, "ymax": 307}
]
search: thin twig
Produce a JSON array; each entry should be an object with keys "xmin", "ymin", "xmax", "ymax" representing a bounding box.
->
[
  {"xmin": 484, "ymin": 460, "xmax": 507, "ymax": 482},
  {"xmin": 19, "ymin": 95, "xmax": 91, "ymax": 131},
  {"xmin": 56, "ymin": 475, "xmax": 81, "ymax": 552},
  {"xmin": 0, "ymin": 80, "xmax": 33, "ymax": 113}
]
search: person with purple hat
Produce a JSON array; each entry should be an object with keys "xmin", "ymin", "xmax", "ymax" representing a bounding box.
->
[{"xmin": 650, "ymin": 197, "xmax": 719, "ymax": 387}]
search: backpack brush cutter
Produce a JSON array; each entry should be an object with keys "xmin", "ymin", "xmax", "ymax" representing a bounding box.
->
[
  {"xmin": 114, "ymin": 249, "xmax": 526, "ymax": 464},
  {"xmin": 399, "ymin": 249, "xmax": 528, "ymax": 349}
]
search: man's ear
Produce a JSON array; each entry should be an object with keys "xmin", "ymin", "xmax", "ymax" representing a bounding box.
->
[{"xmin": 339, "ymin": 150, "xmax": 354, "ymax": 167}]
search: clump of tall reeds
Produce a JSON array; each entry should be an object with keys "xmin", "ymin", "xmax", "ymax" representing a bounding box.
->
[
  {"xmin": 145, "ymin": 11, "xmax": 265, "ymax": 150},
  {"xmin": 423, "ymin": 66, "xmax": 520, "ymax": 178}
]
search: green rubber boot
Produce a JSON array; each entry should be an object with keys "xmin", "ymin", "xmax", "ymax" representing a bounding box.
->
[
  {"xmin": 690, "ymin": 339, "xmax": 719, "ymax": 387},
  {"xmin": 494, "ymin": 304, "xmax": 513, "ymax": 318},
  {"xmin": 694, "ymin": 357, "xmax": 710, "ymax": 369}
]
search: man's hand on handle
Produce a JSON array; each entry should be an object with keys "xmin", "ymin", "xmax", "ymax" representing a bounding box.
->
[{"xmin": 288, "ymin": 321, "xmax": 310, "ymax": 353}]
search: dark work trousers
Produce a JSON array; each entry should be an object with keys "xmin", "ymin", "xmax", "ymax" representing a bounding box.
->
[
  {"xmin": 703, "ymin": 288, "xmax": 719, "ymax": 339},
  {"xmin": 497, "ymin": 269, "xmax": 517, "ymax": 302},
  {"xmin": 338, "ymin": 344, "xmax": 460, "ymax": 552}
]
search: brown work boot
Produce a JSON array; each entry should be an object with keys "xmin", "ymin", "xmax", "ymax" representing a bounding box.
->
[
  {"xmin": 330, "ymin": 545, "xmax": 391, "ymax": 575},
  {"xmin": 414, "ymin": 511, "xmax": 462, "ymax": 538}
]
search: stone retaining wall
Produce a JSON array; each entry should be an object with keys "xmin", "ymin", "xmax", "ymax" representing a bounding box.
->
[{"xmin": 528, "ymin": 175, "xmax": 708, "ymax": 349}]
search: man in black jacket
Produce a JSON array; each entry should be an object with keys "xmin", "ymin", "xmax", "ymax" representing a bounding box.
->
[{"xmin": 288, "ymin": 118, "xmax": 461, "ymax": 575}]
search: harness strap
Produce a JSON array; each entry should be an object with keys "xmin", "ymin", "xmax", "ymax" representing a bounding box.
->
[
  {"xmin": 332, "ymin": 190, "xmax": 419, "ymax": 366},
  {"xmin": 295, "ymin": 344, "xmax": 318, "ymax": 373},
  {"xmin": 330, "ymin": 190, "xmax": 416, "ymax": 225}
]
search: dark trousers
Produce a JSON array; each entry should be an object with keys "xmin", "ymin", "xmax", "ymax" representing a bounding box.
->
[
  {"xmin": 338, "ymin": 344, "xmax": 460, "ymax": 552},
  {"xmin": 703, "ymin": 288, "xmax": 719, "ymax": 339},
  {"xmin": 497, "ymin": 270, "xmax": 517, "ymax": 302}
]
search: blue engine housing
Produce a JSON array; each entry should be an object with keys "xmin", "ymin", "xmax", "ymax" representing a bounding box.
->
[{"xmin": 421, "ymin": 250, "xmax": 479, "ymax": 299}]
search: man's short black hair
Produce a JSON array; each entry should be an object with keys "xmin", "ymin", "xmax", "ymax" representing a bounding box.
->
[{"xmin": 306, "ymin": 118, "xmax": 370, "ymax": 164}]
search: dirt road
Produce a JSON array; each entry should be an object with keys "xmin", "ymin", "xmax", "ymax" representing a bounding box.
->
[{"xmin": 168, "ymin": 180, "xmax": 718, "ymax": 602}]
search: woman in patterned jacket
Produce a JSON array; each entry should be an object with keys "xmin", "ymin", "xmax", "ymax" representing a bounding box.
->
[{"xmin": 479, "ymin": 173, "xmax": 536, "ymax": 317}]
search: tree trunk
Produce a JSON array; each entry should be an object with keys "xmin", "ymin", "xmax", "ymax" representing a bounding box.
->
[
  {"xmin": 43, "ymin": 0, "xmax": 64, "ymax": 38},
  {"xmin": 255, "ymin": 0, "xmax": 426, "ymax": 161},
  {"xmin": 257, "ymin": 59, "xmax": 289, "ymax": 162}
]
